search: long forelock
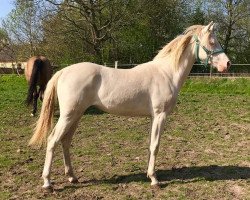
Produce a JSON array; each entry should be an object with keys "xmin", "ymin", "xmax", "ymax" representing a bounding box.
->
[{"xmin": 154, "ymin": 25, "xmax": 204, "ymax": 69}]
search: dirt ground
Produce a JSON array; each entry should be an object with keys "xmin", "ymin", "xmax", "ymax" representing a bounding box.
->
[{"xmin": 0, "ymin": 76, "xmax": 249, "ymax": 199}]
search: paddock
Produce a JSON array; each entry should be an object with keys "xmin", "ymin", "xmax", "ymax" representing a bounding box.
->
[{"xmin": 0, "ymin": 75, "xmax": 249, "ymax": 199}]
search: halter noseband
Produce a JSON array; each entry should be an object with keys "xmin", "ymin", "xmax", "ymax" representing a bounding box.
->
[{"xmin": 193, "ymin": 35, "xmax": 224, "ymax": 67}]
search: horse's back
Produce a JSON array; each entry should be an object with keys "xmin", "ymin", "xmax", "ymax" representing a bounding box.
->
[
  {"xmin": 25, "ymin": 56, "xmax": 52, "ymax": 85},
  {"xmin": 38, "ymin": 56, "xmax": 53, "ymax": 83},
  {"xmin": 57, "ymin": 62, "xmax": 154, "ymax": 116}
]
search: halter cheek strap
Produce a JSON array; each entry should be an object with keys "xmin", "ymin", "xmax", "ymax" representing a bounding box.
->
[{"xmin": 193, "ymin": 35, "xmax": 224, "ymax": 67}]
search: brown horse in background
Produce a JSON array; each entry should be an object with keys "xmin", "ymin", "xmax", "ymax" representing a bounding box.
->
[{"xmin": 25, "ymin": 56, "xmax": 53, "ymax": 116}]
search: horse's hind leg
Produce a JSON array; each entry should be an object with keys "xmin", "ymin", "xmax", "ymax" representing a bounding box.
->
[
  {"xmin": 38, "ymin": 86, "xmax": 45, "ymax": 101},
  {"xmin": 32, "ymin": 89, "xmax": 39, "ymax": 116},
  {"xmin": 61, "ymin": 121, "xmax": 79, "ymax": 183},
  {"xmin": 42, "ymin": 116, "xmax": 78, "ymax": 189}
]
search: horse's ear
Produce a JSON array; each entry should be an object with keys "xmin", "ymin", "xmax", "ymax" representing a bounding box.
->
[
  {"xmin": 202, "ymin": 21, "xmax": 214, "ymax": 34},
  {"xmin": 209, "ymin": 23, "xmax": 216, "ymax": 32}
]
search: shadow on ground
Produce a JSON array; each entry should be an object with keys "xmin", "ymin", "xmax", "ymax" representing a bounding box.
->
[
  {"xmin": 84, "ymin": 106, "xmax": 105, "ymax": 115},
  {"xmin": 71, "ymin": 165, "xmax": 250, "ymax": 189},
  {"xmin": 55, "ymin": 165, "xmax": 250, "ymax": 191}
]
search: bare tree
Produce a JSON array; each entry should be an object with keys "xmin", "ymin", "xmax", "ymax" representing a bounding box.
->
[
  {"xmin": 2, "ymin": 0, "xmax": 44, "ymax": 59},
  {"xmin": 206, "ymin": 0, "xmax": 250, "ymax": 54},
  {"xmin": 44, "ymin": 0, "xmax": 131, "ymax": 63}
]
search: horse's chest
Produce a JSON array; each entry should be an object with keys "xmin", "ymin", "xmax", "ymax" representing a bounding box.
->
[{"xmin": 164, "ymin": 95, "xmax": 177, "ymax": 113}]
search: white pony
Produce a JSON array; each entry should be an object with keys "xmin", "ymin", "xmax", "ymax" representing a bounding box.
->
[{"xmin": 29, "ymin": 22, "xmax": 231, "ymax": 190}]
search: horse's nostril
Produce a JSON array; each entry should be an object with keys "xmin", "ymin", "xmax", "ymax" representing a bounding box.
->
[{"xmin": 227, "ymin": 61, "xmax": 231, "ymax": 69}]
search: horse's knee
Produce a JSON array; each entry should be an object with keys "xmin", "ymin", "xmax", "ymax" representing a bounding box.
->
[{"xmin": 150, "ymin": 143, "xmax": 160, "ymax": 155}]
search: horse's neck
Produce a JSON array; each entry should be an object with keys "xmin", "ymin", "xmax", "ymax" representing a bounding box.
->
[{"xmin": 171, "ymin": 44, "xmax": 195, "ymax": 92}]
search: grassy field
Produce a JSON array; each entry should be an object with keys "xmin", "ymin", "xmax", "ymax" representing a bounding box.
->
[{"xmin": 0, "ymin": 75, "xmax": 249, "ymax": 200}]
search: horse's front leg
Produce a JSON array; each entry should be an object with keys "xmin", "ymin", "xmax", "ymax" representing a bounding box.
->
[{"xmin": 147, "ymin": 112, "xmax": 166, "ymax": 186}]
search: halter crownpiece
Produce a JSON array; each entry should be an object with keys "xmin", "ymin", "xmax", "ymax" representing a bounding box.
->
[{"xmin": 193, "ymin": 35, "xmax": 224, "ymax": 67}]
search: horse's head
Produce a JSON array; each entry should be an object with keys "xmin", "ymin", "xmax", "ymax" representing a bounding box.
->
[{"xmin": 194, "ymin": 22, "xmax": 231, "ymax": 72}]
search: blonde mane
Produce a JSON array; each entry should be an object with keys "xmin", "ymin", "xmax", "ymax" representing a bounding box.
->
[{"xmin": 154, "ymin": 25, "xmax": 204, "ymax": 69}]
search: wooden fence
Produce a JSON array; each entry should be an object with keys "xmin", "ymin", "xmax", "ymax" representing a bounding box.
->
[
  {"xmin": 1, "ymin": 62, "xmax": 249, "ymax": 77},
  {"xmin": 0, "ymin": 67, "xmax": 24, "ymax": 74},
  {"xmin": 105, "ymin": 62, "xmax": 250, "ymax": 78}
]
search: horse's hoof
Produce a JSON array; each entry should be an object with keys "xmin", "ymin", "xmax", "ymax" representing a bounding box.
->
[
  {"xmin": 30, "ymin": 113, "xmax": 35, "ymax": 117},
  {"xmin": 151, "ymin": 183, "xmax": 161, "ymax": 190},
  {"xmin": 69, "ymin": 177, "xmax": 78, "ymax": 184},
  {"xmin": 42, "ymin": 185, "xmax": 54, "ymax": 193}
]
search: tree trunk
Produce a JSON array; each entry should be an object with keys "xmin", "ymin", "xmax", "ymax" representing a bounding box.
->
[{"xmin": 94, "ymin": 45, "xmax": 102, "ymax": 64}]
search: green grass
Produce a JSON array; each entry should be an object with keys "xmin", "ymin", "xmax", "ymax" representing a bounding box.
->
[
  {"xmin": 182, "ymin": 77, "xmax": 250, "ymax": 95},
  {"xmin": 0, "ymin": 74, "xmax": 249, "ymax": 199}
]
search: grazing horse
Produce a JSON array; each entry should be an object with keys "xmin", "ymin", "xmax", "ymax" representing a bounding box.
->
[
  {"xmin": 29, "ymin": 22, "xmax": 231, "ymax": 190},
  {"xmin": 25, "ymin": 56, "xmax": 52, "ymax": 116}
]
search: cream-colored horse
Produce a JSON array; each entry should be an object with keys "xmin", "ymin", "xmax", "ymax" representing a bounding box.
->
[{"xmin": 29, "ymin": 22, "xmax": 231, "ymax": 190}]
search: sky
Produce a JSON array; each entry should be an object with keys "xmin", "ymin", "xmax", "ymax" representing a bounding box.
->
[{"xmin": 0, "ymin": 0, "xmax": 14, "ymax": 19}]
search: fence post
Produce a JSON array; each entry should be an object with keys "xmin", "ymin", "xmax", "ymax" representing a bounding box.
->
[{"xmin": 115, "ymin": 61, "xmax": 118, "ymax": 69}]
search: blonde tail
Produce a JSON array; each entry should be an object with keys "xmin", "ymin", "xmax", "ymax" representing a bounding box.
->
[{"xmin": 29, "ymin": 70, "xmax": 63, "ymax": 147}]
